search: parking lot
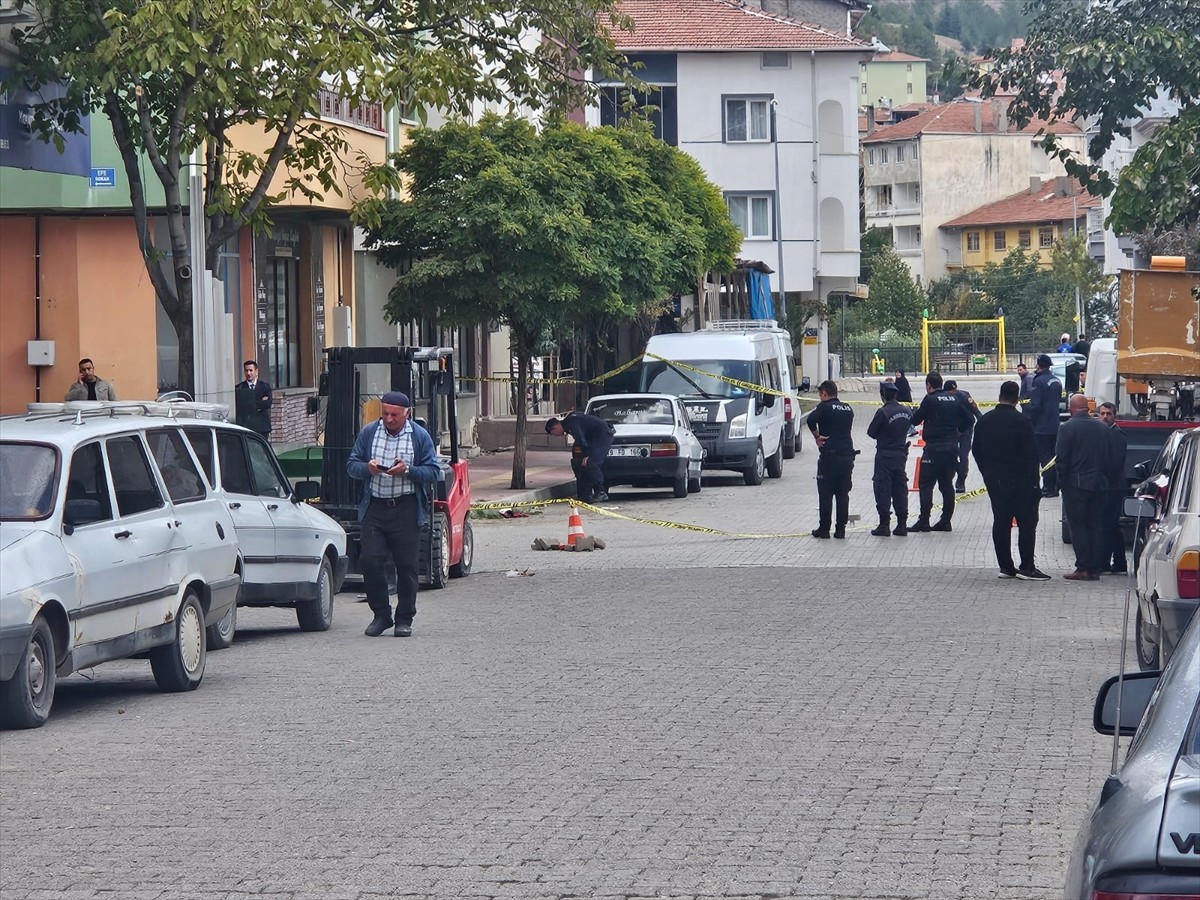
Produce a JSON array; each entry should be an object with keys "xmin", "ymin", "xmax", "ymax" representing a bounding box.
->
[{"xmin": 0, "ymin": 395, "xmax": 1131, "ymax": 899}]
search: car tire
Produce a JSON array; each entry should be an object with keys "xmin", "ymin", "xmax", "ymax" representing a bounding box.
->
[
  {"xmin": 687, "ymin": 469, "xmax": 702, "ymax": 494},
  {"xmin": 743, "ymin": 444, "xmax": 765, "ymax": 486},
  {"xmin": 672, "ymin": 471, "xmax": 688, "ymax": 498},
  {"xmin": 1135, "ymin": 605, "xmax": 1159, "ymax": 672},
  {"xmin": 150, "ymin": 590, "xmax": 206, "ymax": 693},
  {"xmin": 206, "ymin": 601, "xmax": 237, "ymax": 651},
  {"xmin": 423, "ymin": 513, "xmax": 450, "ymax": 590},
  {"xmin": 766, "ymin": 438, "xmax": 784, "ymax": 479},
  {"xmin": 0, "ymin": 617, "xmax": 56, "ymax": 729},
  {"xmin": 296, "ymin": 557, "xmax": 335, "ymax": 632},
  {"xmin": 782, "ymin": 428, "xmax": 796, "ymax": 460},
  {"xmin": 450, "ymin": 519, "xmax": 474, "ymax": 579}
]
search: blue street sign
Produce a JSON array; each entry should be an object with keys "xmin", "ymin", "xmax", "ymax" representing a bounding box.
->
[{"xmin": 89, "ymin": 167, "xmax": 116, "ymax": 188}]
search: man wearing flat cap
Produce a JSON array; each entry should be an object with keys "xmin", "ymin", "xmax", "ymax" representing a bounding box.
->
[{"xmin": 347, "ymin": 391, "xmax": 441, "ymax": 637}]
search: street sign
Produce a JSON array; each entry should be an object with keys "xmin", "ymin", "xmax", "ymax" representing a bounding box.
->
[{"xmin": 89, "ymin": 168, "xmax": 116, "ymax": 188}]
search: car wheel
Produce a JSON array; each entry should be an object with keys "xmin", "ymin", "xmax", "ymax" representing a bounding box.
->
[
  {"xmin": 687, "ymin": 466, "xmax": 702, "ymax": 494},
  {"xmin": 296, "ymin": 557, "xmax": 335, "ymax": 632},
  {"xmin": 766, "ymin": 438, "xmax": 784, "ymax": 479},
  {"xmin": 206, "ymin": 601, "xmax": 237, "ymax": 650},
  {"xmin": 743, "ymin": 444, "xmax": 765, "ymax": 486},
  {"xmin": 450, "ymin": 519, "xmax": 474, "ymax": 579},
  {"xmin": 782, "ymin": 427, "xmax": 796, "ymax": 459},
  {"xmin": 672, "ymin": 471, "xmax": 688, "ymax": 498},
  {"xmin": 150, "ymin": 590, "xmax": 206, "ymax": 693},
  {"xmin": 0, "ymin": 617, "xmax": 56, "ymax": 729},
  {"xmin": 1135, "ymin": 605, "xmax": 1159, "ymax": 672}
]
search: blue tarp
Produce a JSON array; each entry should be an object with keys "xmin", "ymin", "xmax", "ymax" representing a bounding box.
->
[{"xmin": 747, "ymin": 270, "xmax": 774, "ymax": 320}]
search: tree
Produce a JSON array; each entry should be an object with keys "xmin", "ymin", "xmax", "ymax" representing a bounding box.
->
[
  {"xmin": 1049, "ymin": 233, "xmax": 1112, "ymax": 336},
  {"xmin": 865, "ymin": 247, "xmax": 924, "ymax": 332},
  {"xmin": 977, "ymin": 0, "xmax": 1200, "ymax": 234},
  {"xmin": 367, "ymin": 116, "xmax": 739, "ymax": 488},
  {"xmin": 6, "ymin": 0, "xmax": 626, "ymax": 394}
]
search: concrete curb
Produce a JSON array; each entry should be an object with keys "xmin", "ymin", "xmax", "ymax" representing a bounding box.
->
[{"xmin": 475, "ymin": 479, "xmax": 578, "ymax": 507}]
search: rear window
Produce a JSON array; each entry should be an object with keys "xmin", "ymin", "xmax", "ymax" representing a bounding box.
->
[
  {"xmin": 588, "ymin": 398, "xmax": 675, "ymax": 426},
  {"xmin": 0, "ymin": 443, "xmax": 58, "ymax": 521}
]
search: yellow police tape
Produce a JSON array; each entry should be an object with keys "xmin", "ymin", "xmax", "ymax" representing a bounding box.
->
[
  {"xmin": 461, "ymin": 356, "xmax": 642, "ymax": 387},
  {"xmin": 641, "ymin": 353, "xmax": 789, "ymax": 398}
]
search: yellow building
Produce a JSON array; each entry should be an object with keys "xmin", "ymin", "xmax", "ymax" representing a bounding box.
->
[{"xmin": 941, "ymin": 177, "xmax": 1100, "ymax": 270}]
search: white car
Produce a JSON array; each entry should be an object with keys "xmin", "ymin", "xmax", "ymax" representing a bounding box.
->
[
  {"xmin": 0, "ymin": 402, "xmax": 243, "ymax": 728},
  {"xmin": 584, "ymin": 393, "xmax": 705, "ymax": 498},
  {"xmin": 1130, "ymin": 427, "xmax": 1200, "ymax": 670}
]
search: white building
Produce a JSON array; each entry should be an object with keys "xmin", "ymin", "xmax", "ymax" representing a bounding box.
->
[{"xmin": 592, "ymin": 0, "xmax": 871, "ymax": 379}]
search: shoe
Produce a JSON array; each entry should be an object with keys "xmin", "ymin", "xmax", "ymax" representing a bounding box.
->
[
  {"xmin": 909, "ymin": 520, "xmax": 931, "ymax": 533},
  {"xmin": 998, "ymin": 567, "xmax": 1018, "ymax": 579},
  {"xmin": 954, "ymin": 482, "xmax": 966, "ymax": 493},
  {"xmin": 833, "ymin": 528, "xmax": 846, "ymax": 539},
  {"xmin": 393, "ymin": 622, "xmax": 413, "ymax": 638},
  {"xmin": 930, "ymin": 520, "xmax": 952, "ymax": 532},
  {"xmin": 364, "ymin": 613, "xmax": 394, "ymax": 637},
  {"xmin": 1017, "ymin": 567, "xmax": 1051, "ymax": 581},
  {"xmin": 593, "ymin": 492, "xmax": 609, "ymax": 503},
  {"xmin": 811, "ymin": 529, "xmax": 831, "ymax": 539},
  {"xmin": 1106, "ymin": 568, "xmax": 1129, "ymax": 576},
  {"xmin": 892, "ymin": 525, "xmax": 907, "ymax": 537},
  {"xmin": 870, "ymin": 524, "xmax": 891, "ymax": 537},
  {"xmin": 1063, "ymin": 570, "xmax": 1098, "ymax": 581}
]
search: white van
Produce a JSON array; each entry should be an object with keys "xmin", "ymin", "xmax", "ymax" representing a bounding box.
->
[{"xmin": 640, "ymin": 329, "xmax": 786, "ymax": 485}]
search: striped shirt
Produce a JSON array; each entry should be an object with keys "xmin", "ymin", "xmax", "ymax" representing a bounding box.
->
[{"xmin": 368, "ymin": 420, "xmax": 416, "ymax": 499}]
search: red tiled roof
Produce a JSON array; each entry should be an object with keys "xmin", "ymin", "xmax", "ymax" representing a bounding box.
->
[
  {"xmin": 613, "ymin": 0, "xmax": 869, "ymax": 52},
  {"xmin": 872, "ymin": 51, "xmax": 928, "ymax": 63},
  {"xmin": 941, "ymin": 178, "xmax": 1101, "ymax": 229},
  {"xmin": 862, "ymin": 99, "xmax": 1081, "ymax": 142}
]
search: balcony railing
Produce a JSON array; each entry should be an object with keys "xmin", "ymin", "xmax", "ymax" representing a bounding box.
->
[{"xmin": 316, "ymin": 88, "xmax": 385, "ymax": 134}]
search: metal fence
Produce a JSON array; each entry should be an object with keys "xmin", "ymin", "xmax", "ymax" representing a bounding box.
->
[{"xmin": 837, "ymin": 330, "xmax": 1085, "ymax": 376}]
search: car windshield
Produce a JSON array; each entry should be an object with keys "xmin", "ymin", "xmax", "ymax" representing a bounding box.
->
[
  {"xmin": 588, "ymin": 398, "xmax": 676, "ymax": 426},
  {"xmin": 641, "ymin": 359, "xmax": 754, "ymax": 399},
  {"xmin": 0, "ymin": 442, "xmax": 59, "ymax": 521}
]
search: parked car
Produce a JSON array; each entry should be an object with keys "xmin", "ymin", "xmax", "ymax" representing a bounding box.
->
[
  {"xmin": 583, "ymin": 393, "xmax": 705, "ymax": 498},
  {"xmin": 1063, "ymin": 609, "xmax": 1200, "ymax": 900},
  {"xmin": 0, "ymin": 402, "xmax": 242, "ymax": 728},
  {"xmin": 1130, "ymin": 427, "xmax": 1196, "ymax": 555},
  {"xmin": 1127, "ymin": 427, "xmax": 1200, "ymax": 671}
]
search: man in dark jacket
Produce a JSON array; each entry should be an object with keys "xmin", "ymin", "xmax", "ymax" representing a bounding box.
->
[
  {"xmin": 1096, "ymin": 402, "xmax": 1128, "ymax": 574},
  {"xmin": 945, "ymin": 380, "xmax": 982, "ymax": 493},
  {"xmin": 807, "ymin": 380, "xmax": 856, "ymax": 539},
  {"xmin": 972, "ymin": 381, "xmax": 1048, "ymax": 580},
  {"xmin": 867, "ymin": 383, "xmax": 913, "ymax": 536},
  {"xmin": 1016, "ymin": 363, "xmax": 1034, "ymax": 400},
  {"xmin": 1056, "ymin": 394, "xmax": 1114, "ymax": 580},
  {"xmin": 1026, "ymin": 354, "xmax": 1063, "ymax": 497},
  {"xmin": 909, "ymin": 371, "xmax": 975, "ymax": 532},
  {"xmin": 234, "ymin": 360, "xmax": 273, "ymax": 436},
  {"xmin": 547, "ymin": 411, "xmax": 615, "ymax": 502}
]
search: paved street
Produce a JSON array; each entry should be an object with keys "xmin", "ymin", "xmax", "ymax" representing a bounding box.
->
[{"xmin": 0, "ymin": 394, "xmax": 1130, "ymax": 899}]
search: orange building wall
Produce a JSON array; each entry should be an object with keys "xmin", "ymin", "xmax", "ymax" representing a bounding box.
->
[{"xmin": 0, "ymin": 218, "xmax": 39, "ymax": 411}]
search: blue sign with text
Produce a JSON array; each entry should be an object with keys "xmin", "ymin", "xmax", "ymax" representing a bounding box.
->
[{"xmin": 89, "ymin": 167, "xmax": 116, "ymax": 188}]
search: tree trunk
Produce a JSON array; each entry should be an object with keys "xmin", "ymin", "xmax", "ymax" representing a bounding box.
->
[{"xmin": 510, "ymin": 329, "xmax": 533, "ymax": 491}]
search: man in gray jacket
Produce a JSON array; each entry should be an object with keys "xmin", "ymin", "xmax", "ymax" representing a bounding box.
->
[{"xmin": 1055, "ymin": 394, "xmax": 1115, "ymax": 581}]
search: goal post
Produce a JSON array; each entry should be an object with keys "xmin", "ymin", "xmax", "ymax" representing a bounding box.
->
[{"xmin": 920, "ymin": 317, "xmax": 1008, "ymax": 374}]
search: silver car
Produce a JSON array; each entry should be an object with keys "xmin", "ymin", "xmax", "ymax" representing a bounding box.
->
[{"xmin": 1064, "ymin": 610, "xmax": 1200, "ymax": 898}]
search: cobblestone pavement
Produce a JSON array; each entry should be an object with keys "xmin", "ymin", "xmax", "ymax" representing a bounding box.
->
[{"xmin": 0, "ymin": 396, "xmax": 1130, "ymax": 899}]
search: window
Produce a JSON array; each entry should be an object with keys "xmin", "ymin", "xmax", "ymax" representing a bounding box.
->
[
  {"xmin": 911, "ymin": 142, "xmax": 919, "ymax": 159},
  {"xmin": 726, "ymin": 194, "xmax": 772, "ymax": 238},
  {"xmin": 246, "ymin": 439, "xmax": 290, "ymax": 499},
  {"xmin": 875, "ymin": 185, "xmax": 893, "ymax": 208},
  {"xmin": 724, "ymin": 97, "xmax": 771, "ymax": 142},
  {"xmin": 216, "ymin": 432, "xmax": 255, "ymax": 496},
  {"xmin": 867, "ymin": 148, "xmax": 876, "ymax": 165},
  {"xmin": 183, "ymin": 427, "xmax": 216, "ymax": 485},
  {"xmin": 993, "ymin": 231, "xmax": 1007, "ymax": 251},
  {"xmin": 967, "ymin": 232, "xmax": 981, "ymax": 252},
  {"xmin": 65, "ymin": 443, "xmax": 113, "ymax": 523},
  {"xmin": 913, "ymin": 185, "xmax": 921, "ymax": 205},
  {"xmin": 146, "ymin": 428, "xmax": 206, "ymax": 502},
  {"xmin": 879, "ymin": 146, "xmax": 890, "ymax": 164},
  {"xmin": 106, "ymin": 435, "xmax": 165, "ymax": 517},
  {"xmin": 1018, "ymin": 229, "xmax": 1032, "ymax": 249},
  {"xmin": 0, "ymin": 443, "xmax": 58, "ymax": 521},
  {"xmin": 1039, "ymin": 227, "xmax": 1055, "ymax": 248},
  {"xmin": 906, "ymin": 63, "xmax": 913, "ymax": 72},
  {"xmin": 896, "ymin": 144, "xmax": 905, "ymax": 162},
  {"xmin": 599, "ymin": 85, "xmax": 678, "ymax": 146},
  {"xmin": 862, "ymin": 81, "xmax": 868, "ymax": 96},
  {"xmin": 761, "ymin": 52, "xmax": 789, "ymax": 69},
  {"xmin": 906, "ymin": 82, "xmax": 913, "ymax": 95}
]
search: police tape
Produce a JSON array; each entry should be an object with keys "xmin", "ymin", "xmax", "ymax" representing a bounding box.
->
[{"xmin": 460, "ymin": 357, "xmax": 642, "ymax": 388}]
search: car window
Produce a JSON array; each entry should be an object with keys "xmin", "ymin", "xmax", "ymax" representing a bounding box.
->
[
  {"xmin": 588, "ymin": 398, "xmax": 675, "ymax": 426},
  {"xmin": 642, "ymin": 359, "xmax": 753, "ymax": 399},
  {"xmin": 216, "ymin": 432, "xmax": 255, "ymax": 496},
  {"xmin": 182, "ymin": 427, "xmax": 215, "ymax": 486},
  {"xmin": 146, "ymin": 428, "xmax": 206, "ymax": 503},
  {"xmin": 1167, "ymin": 439, "xmax": 1197, "ymax": 513},
  {"xmin": 64, "ymin": 442, "xmax": 114, "ymax": 523},
  {"xmin": 246, "ymin": 439, "xmax": 290, "ymax": 499},
  {"xmin": 105, "ymin": 435, "xmax": 164, "ymax": 517},
  {"xmin": 0, "ymin": 442, "xmax": 58, "ymax": 520}
]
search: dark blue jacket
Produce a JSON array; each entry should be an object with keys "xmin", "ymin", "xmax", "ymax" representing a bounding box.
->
[
  {"xmin": 1026, "ymin": 369, "xmax": 1063, "ymax": 435},
  {"xmin": 562, "ymin": 412, "xmax": 614, "ymax": 453},
  {"xmin": 911, "ymin": 389, "xmax": 975, "ymax": 447},
  {"xmin": 347, "ymin": 419, "xmax": 441, "ymax": 524}
]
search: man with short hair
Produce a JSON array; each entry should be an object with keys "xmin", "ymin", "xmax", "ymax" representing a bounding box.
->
[
  {"xmin": 807, "ymin": 380, "xmax": 856, "ymax": 539},
  {"xmin": 65, "ymin": 357, "xmax": 117, "ymax": 401},
  {"xmin": 867, "ymin": 382, "xmax": 912, "ymax": 536},
  {"xmin": 1056, "ymin": 394, "xmax": 1114, "ymax": 581},
  {"xmin": 909, "ymin": 371, "xmax": 975, "ymax": 532},
  {"xmin": 1027, "ymin": 354, "xmax": 1063, "ymax": 497},
  {"xmin": 972, "ymin": 381, "xmax": 1048, "ymax": 580},
  {"xmin": 1072, "ymin": 333, "xmax": 1091, "ymax": 359},
  {"xmin": 1096, "ymin": 401, "xmax": 1128, "ymax": 575},
  {"xmin": 1015, "ymin": 363, "xmax": 1034, "ymax": 400},
  {"xmin": 546, "ymin": 411, "xmax": 615, "ymax": 503},
  {"xmin": 348, "ymin": 391, "xmax": 442, "ymax": 637},
  {"xmin": 234, "ymin": 360, "xmax": 273, "ymax": 436}
]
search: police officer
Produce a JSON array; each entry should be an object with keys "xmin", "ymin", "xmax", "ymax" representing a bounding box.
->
[
  {"xmin": 944, "ymin": 380, "xmax": 982, "ymax": 493},
  {"xmin": 909, "ymin": 371, "xmax": 975, "ymax": 532},
  {"xmin": 867, "ymin": 382, "xmax": 914, "ymax": 536},
  {"xmin": 1027, "ymin": 354, "xmax": 1063, "ymax": 497},
  {"xmin": 546, "ymin": 411, "xmax": 615, "ymax": 502},
  {"xmin": 807, "ymin": 380, "xmax": 856, "ymax": 539}
]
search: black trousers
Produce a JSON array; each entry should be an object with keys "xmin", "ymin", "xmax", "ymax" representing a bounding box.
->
[
  {"xmin": 1101, "ymin": 489, "xmax": 1127, "ymax": 571},
  {"xmin": 1063, "ymin": 486, "xmax": 1106, "ymax": 573},
  {"xmin": 1035, "ymin": 433, "xmax": 1058, "ymax": 494},
  {"xmin": 571, "ymin": 440, "xmax": 611, "ymax": 498},
  {"xmin": 816, "ymin": 453, "xmax": 854, "ymax": 531},
  {"xmin": 917, "ymin": 445, "xmax": 957, "ymax": 524},
  {"xmin": 985, "ymin": 480, "xmax": 1040, "ymax": 571},
  {"xmin": 360, "ymin": 495, "xmax": 420, "ymax": 624},
  {"xmin": 872, "ymin": 452, "xmax": 908, "ymax": 524},
  {"xmin": 956, "ymin": 430, "xmax": 973, "ymax": 484}
]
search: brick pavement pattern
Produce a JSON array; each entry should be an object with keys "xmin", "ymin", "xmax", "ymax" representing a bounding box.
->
[{"xmin": 0, "ymin": 395, "xmax": 1128, "ymax": 899}]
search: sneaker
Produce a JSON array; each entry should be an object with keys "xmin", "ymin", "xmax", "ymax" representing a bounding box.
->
[
  {"xmin": 1017, "ymin": 567, "xmax": 1051, "ymax": 581},
  {"xmin": 908, "ymin": 520, "xmax": 931, "ymax": 533},
  {"xmin": 998, "ymin": 567, "xmax": 1018, "ymax": 579},
  {"xmin": 930, "ymin": 520, "xmax": 953, "ymax": 532},
  {"xmin": 811, "ymin": 529, "xmax": 831, "ymax": 539},
  {"xmin": 870, "ymin": 524, "xmax": 891, "ymax": 537}
]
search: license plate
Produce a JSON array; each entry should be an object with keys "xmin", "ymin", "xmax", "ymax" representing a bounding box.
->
[
  {"xmin": 611, "ymin": 445, "xmax": 648, "ymax": 458},
  {"xmin": 686, "ymin": 406, "xmax": 709, "ymax": 422}
]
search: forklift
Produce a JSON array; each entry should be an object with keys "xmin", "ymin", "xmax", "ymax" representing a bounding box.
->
[{"xmin": 304, "ymin": 345, "xmax": 474, "ymax": 588}]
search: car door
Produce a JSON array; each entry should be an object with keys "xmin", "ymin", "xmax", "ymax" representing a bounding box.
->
[
  {"xmin": 145, "ymin": 426, "xmax": 228, "ymax": 585},
  {"xmin": 215, "ymin": 429, "xmax": 277, "ymax": 592},
  {"xmin": 59, "ymin": 441, "xmax": 124, "ymax": 645},
  {"xmin": 245, "ymin": 435, "xmax": 322, "ymax": 585}
]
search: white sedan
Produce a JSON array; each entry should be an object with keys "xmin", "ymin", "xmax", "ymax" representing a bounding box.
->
[{"xmin": 585, "ymin": 393, "xmax": 705, "ymax": 499}]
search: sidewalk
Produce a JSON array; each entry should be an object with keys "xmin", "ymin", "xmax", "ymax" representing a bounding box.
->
[{"xmin": 467, "ymin": 447, "xmax": 576, "ymax": 505}]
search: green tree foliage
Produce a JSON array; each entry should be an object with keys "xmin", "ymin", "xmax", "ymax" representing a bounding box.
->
[
  {"xmin": 859, "ymin": 227, "xmax": 893, "ymax": 284},
  {"xmin": 5, "ymin": 0, "xmax": 625, "ymax": 393},
  {"xmin": 978, "ymin": 0, "xmax": 1200, "ymax": 234},
  {"xmin": 866, "ymin": 247, "xmax": 924, "ymax": 332},
  {"xmin": 366, "ymin": 116, "xmax": 739, "ymax": 487},
  {"xmin": 1050, "ymin": 233, "xmax": 1113, "ymax": 334}
]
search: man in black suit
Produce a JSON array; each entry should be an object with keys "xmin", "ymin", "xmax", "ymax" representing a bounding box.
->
[{"xmin": 235, "ymin": 360, "xmax": 273, "ymax": 436}]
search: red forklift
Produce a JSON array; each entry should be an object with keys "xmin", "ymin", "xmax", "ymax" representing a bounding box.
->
[{"xmin": 300, "ymin": 345, "xmax": 474, "ymax": 588}]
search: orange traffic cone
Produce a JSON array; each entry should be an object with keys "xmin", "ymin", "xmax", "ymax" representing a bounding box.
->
[
  {"xmin": 909, "ymin": 427, "xmax": 926, "ymax": 492},
  {"xmin": 566, "ymin": 506, "xmax": 586, "ymax": 547}
]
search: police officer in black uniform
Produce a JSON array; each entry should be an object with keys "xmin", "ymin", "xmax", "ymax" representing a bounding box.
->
[
  {"xmin": 909, "ymin": 371, "xmax": 975, "ymax": 532},
  {"xmin": 867, "ymin": 382, "xmax": 914, "ymax": 536},
  {"xmin": 807, "ymin": 380, "xmax": 856, "ymax": 539},
  {"xmin": 546, "ymin": 411, "xmax": 615, "ymax": 502}
]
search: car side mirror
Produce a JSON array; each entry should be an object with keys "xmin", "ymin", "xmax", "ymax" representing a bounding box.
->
[
  {"xmin": 292, "ymin": 480, "xmax": 321, "ymax": 502},
  {"xmin": 1132, "ymin": 461, "xmax": 1149, "ymax": 480},
  {"xmin": 63, "ymin": 498, "xmax": 104, "ymax": 533},
  {"xmin": 1093, "ymin": 671, "xmax": 1160, "ymax": 736},
  {"xmin": 1123, "ymin": 495, "xmax": 1156, "ymax": 519}
]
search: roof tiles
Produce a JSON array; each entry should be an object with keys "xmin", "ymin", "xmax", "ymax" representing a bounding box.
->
[
  {"xmin": 862, "ymin": 99, "xmax": 1081, "ymax": 142},
  {"xmin": 941, "ymin": 178, "xmax": 1100, "ymax": 229}
]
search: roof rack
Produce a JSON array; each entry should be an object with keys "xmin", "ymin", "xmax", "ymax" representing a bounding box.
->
[
  {"xmin": 23, "ymin": 400, "xmax": 231, "ymax": 424},
  {"xmin": 705, "ymin": 319, "xmax": 780, "ymax": 331}
]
